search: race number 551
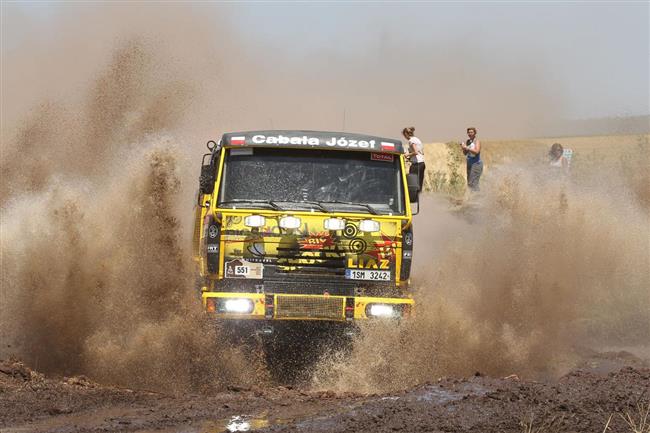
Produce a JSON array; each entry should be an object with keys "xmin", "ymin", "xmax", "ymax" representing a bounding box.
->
[{"xmin": 235, "ymin": 266, "xmax": 249, "ymax": 276}]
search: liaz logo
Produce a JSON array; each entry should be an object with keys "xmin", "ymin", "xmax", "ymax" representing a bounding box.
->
[
  {"xmin": 299, "ymin": 232, "xmax": 333, "ymax": 250},
  {"xmin": 347, "ymin": 256, "xmax": 390, "ymax": 270}
]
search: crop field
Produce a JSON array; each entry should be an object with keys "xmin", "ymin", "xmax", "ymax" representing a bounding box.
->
[{"xmin": 421, "ymin": 134, "xmax": 649, "ymax": 201}]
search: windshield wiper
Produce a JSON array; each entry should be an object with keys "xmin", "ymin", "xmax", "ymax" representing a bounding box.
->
[
  {"xmin": 219, "ymin": 199, "xmax": 284, "ymax": 211},
  {"xmin": 293, "ymin": 200, "xmax": 328, "ymax": 213},
  {"xmin": 318, "ymin": 200, "xmax": 379, "ymax": 215},
  {"xmin": 268, "ymin": 200, "xmax": 328, "ymax": 213}
]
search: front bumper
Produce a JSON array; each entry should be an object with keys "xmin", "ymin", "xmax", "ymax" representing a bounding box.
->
[{"xmin": 202, "ymin": 291, "xmax": 414, "ymax": 321}]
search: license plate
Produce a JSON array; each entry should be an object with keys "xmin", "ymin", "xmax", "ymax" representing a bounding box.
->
[{"xmin": 345, "ymin": 269, "xmax": 390, "ymax": 281}]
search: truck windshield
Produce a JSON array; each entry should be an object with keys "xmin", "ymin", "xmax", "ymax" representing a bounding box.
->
[{"xmin": 219, "ymin": 148, "xmax": 405, "ymax": 215}]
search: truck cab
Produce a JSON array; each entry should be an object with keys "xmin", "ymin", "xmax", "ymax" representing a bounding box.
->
[{"xmin": 193, "ymin": 131, "xmax": 419, "ymax": 324}]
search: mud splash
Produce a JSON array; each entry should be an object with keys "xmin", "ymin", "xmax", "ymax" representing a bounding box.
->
[
  {"xmin": 313, "ymin": 168, "xmax": 650, "ymax": 393},
  {"xmin": 0, "ymin": 41, "xmax": 258, "ymax": 393}
]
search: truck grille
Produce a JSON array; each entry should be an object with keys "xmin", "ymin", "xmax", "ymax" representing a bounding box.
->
[{"xmin": 275, "ymin": 295, "xmax": 344, "ymax": 320}]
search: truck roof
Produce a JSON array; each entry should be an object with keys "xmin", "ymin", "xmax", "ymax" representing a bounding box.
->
[{"xmin": 220, "ymin": 130, "xmax": 404, "ymax": 154}]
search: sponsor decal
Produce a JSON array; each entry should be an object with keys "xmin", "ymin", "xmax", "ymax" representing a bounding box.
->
[
  {"xmin": 343, "ymin": 223, "xmax": 358, "ymax": 238},
  {"xmin": 368, "ymin": 233, "xmax": 398, "ymax": 260},
  {"xmin": 208, "ymin": 225, "xmax": 219, "ymax": 238},
  {"xmin": 225, "ymin": 259, "xmax": 263, "ymax": 279},
  {"xmin": 380, "ymin": 141, "xmax": 396, "ymax": 151},
  {"xmin": 207, "ymin": 244, "xmax": 219, "ymax": 254},
  {"xmin": 299, "ymin": 232, "xmax": 334, "ymax": 250},
  {"xmin": 231, "ymin": 136, "xmax": 246, "ymax": 145},
  {"xmin": 246, "ymin": 134, "xmax": 387, "ymax": 150},
  {"xmin": 371, "ymin": 153, "xmax": 394, "ymax": 162},
  {"xmin": 349, "ymin": 238, "xmax": 367, "ymax": 254},
  {"xmin": 252, "ymin": 135, "xmax": 320, "ymax": 146},
  {"xmin": 324, "ymin": 137, "xmax": 376, "ymax": 149}
]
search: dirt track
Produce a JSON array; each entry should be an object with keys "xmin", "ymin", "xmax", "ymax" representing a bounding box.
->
[{"xmin": 2, "ymin": 352, "xmax": 648, "ymax": 433}]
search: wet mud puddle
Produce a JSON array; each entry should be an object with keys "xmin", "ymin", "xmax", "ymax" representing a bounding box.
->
[
  {"xmin": 151, "ymin": 382, "xmax": 489, "ymax": 433},
  {"xmin": 138, "ymin": 413, "xmax": 286, "ymax": 433},
  {"xmin": 291, "ymin": 382, "xmax": 489, "ymax": 433}
]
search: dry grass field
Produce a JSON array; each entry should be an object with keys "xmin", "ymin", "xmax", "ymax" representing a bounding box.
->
[{"xmin": 422, "ymin": 134, "xmax": 650, "ymax": 204}]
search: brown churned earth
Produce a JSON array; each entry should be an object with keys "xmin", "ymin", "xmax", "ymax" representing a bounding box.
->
[{"xmin": 1, "ymin": 353, "xmax": 649, "ymax": 433}]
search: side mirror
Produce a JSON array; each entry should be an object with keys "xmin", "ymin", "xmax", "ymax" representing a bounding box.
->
[
  {"xmin": 407, "ymin": 173, "xmax": 420, "ymax": 215},
  {"xmin": 206, "ymin": 140, "xmax": 217, "ymax": 151},
  {"xmin": 407, "ymin": 173, "xmax": 420, "ymax": 203},
  {"xmin": 199, "ymin": 165, "xmax": 215, "ymax": 195},
  {"xmin": 199, "ymin": 152, "xmax": 216, "ymax": 195}
]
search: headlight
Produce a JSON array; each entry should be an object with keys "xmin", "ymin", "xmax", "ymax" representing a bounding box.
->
[
  {"xmin": 324, "ymin": 218, "xmax": 346, "ymax": 231},
  {"xmin": 359, "ymin": 219, "xmax": 380, "ymax": 232},
  {"xmin": 223, "ymin": 298, "xmax": 254, "ymax": 314},
  {"xmin": 244, "ymin": 215, "xmax": 265, "ymax": 227},
  {"xmin": 367, "ymin": 304, "xmax": 396, "ymax": 318},
  {"xmin": 279, "ymin": 216, "xmax": 301, "ymax": 229}
]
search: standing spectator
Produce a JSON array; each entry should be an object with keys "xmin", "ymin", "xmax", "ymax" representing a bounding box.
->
[
  {"xmin": 461, "ymin": 127, "xmax": 483, "ymax": 191},
  {"xmin": 402, "ymin": 126, "xmax": 426, "ymax": 191},
  {"xmin": 549, "ymin": 142, "xmax": 569, "ymax": 175}
]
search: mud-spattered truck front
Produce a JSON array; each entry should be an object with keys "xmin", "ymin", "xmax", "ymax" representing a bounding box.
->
[{"xmin": 193, "ymin": 131, "xmax": 420, "ymax": 325}]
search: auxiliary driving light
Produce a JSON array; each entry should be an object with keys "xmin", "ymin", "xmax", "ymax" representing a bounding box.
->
[
  {"xmin": 223, "ymin": 298, "xmax": 254, "ymax": 314},
  {"xmin": 359, "ymin": 219, "xmax": 380, "ymax": 232},
  {"xmin": 324, "ymin": 218, "xmax": 346, "ymax": 231},
  {"xmin": 244, "ymin": 215, "xmax": 266, "ymax": 227},
  {"xmin": 367, "ymin": 304, "xmax": 396, "ymax": 318},
  {"xmin": 279, "ymin": 216, "xmax": 301, "ymax": 229}
]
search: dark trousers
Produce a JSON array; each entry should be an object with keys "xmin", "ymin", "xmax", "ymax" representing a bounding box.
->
[
  {"xmin": 410, "ymin": 162, "xmax": 426, "ymax": 191},
  {"xmin": 467, "ymin": 160, "xmax": 483, "ymax": 191}
]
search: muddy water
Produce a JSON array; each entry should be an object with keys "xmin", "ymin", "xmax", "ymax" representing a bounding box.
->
[
  {"xmin": 312, "ymin": 172, "xmax": 650, "ymax": 393},
  {"xmin": 149, "ymin": 416, "xmax": 279, "ymax": 433},
  {"xmin": 133, "ymin": 383, "xmax": 490, "ymax": 433},
  {"xmin": 0, "ymin": 41, "xmax": 262, "ymax": 393}
]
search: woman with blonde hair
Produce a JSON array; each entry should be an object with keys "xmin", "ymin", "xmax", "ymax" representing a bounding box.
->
[{"xmin": 402, "ymin": 126, "xmax": 426, "ymax": 191}]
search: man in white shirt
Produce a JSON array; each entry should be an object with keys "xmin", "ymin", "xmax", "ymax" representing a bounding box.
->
[
  {"xmin": 402, "ymin": 127, "xmax": 426, "ymax": 191},
  {"xmin": 460, "ymin": 127, "xmax": 482, "ymax": 191}
]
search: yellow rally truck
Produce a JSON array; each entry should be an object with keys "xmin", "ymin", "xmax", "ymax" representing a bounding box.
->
[{"xmin": 192, "ymin": 131, "xmax": 420, "ymax": 366}]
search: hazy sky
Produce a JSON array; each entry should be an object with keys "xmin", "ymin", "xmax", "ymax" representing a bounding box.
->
[
  {"xmin": 230, "ymin": 2, "xmax": 649, "ymax": 118},
  {"xmin": 2, "ymin": 2, "xmax": 649, "ymax": 140}
]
